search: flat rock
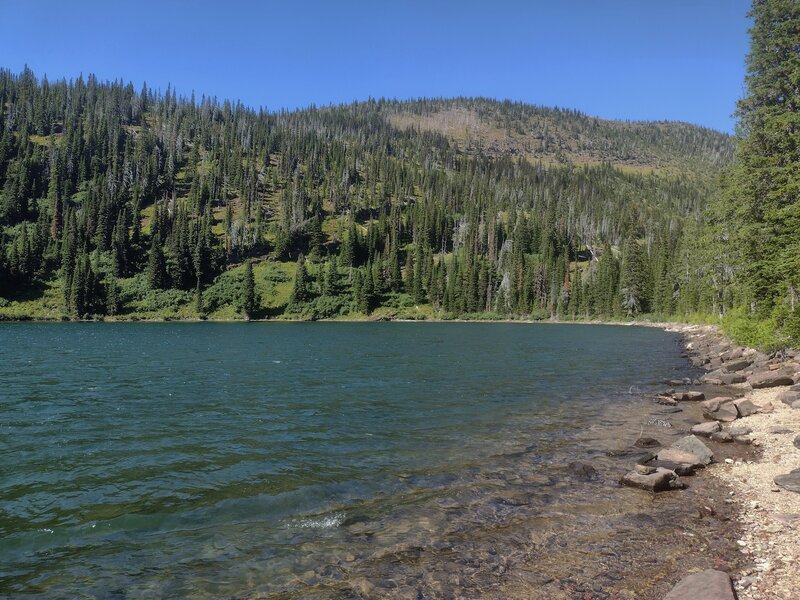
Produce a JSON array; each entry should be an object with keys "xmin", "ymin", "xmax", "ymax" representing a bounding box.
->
[
  {"xmin": 656, "ymin": 395, "xmax": 679, "ymax": 406},
  {"xmin": 724, "ymin": 358, "xmax": 751, "ymax": 372},
  {"xmin": 774, "ymin": 469, "xmax": 800, "ymax": 493},
  {"xmin": 691, "ymin": 421, "xmax": 721, "ymax": 437},
  {"xmin": 634, "ymin": 464, "xmax": 656, "ymax": 475},
  {"xmin": 711, "ymin": 431, "xmax": 733, "ymax": 443},
  {"xmin": 663, "ymin": 569, "xmax": 736, "ymax": 600},
  {"xmin": 703, "ymin": 398, "xmax": 739, "ymax": 422},
  {"xmin": 767, "ymin": 426, "xmax": 793, "ymax": 434},
  {"xmin": 702, "ymin": 396, "xmax": 735, "ymax": 408},
  {"xmin": 620, "ymin": 467, "xmax": 685, "ymax": 492},
  {"xmin": 721, "ymin": 348, "xmax": 744, "ymax": 361},
  {"xmin": 719, "ymin": 372, "xmax": 747, "ymax": 384},
  {"xmin": 776, "ymin": 391, "xmax": 800, "ymax": 405},
  {"xmin": 729, "ymin": 423, "xmax": 752, "ymax": 436},
  {"xmin": 673, "ymin": 391, "xmax": 705, "ymax": 402},
  {"xmin": 657, "ymin": 435, "xmax": 714, "ymax": 467},
  {"xmin": 734, "ymin": 398, "xmax": 758, "ymax": 417},
  {"xmin": 749, "ymin": 368, "xmax": 796, "ymax": 389}
]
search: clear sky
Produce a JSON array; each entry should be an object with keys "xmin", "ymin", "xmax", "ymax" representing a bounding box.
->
[{"xmin": 0, "ymin": 0, "xmax": 751, "ymax": 132}]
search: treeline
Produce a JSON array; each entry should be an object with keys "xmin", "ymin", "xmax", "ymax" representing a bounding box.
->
[{"xmin": 1, "ymin": 32, "xmax": 792, "ymax": 346}]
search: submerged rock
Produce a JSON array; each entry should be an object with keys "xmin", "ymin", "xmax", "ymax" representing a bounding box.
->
[
  {"xmin": 657, "ymin": 435, "xmax": 714, "ymax": 468},
  {"xmin": 656, "ymin": 395, "xmax": 679, "ymax": 406},
  {"xmin": 672, "ymin": 391, "xmax": 705, "ymax": 402},
  {"xmin": 633, "ymin": 437, "xmax": 661, "ymax": 449},
  {"xmin": 620, "ymin": 467, "xmax": 685, "ymax": 492},
  {"xmin": 663, "ymin": 569, "xmax": 736, "ymax": 600},
  {"xmin": 567, "ymin": 462, "xmax": 599, "ymax": 481}
]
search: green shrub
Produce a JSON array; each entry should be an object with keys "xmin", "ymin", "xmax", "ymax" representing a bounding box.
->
[{"xmin": 721, "ymin": 307, "xmax": 782, "ymax": 352}]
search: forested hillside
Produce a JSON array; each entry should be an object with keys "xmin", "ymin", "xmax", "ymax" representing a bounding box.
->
[{"xmin": 0, "ymin": 67, "xmax": 739, "ymax": 326}]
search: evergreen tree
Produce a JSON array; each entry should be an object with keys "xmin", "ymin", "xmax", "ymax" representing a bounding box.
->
[
  {"xmin": 620, "ymin": 239, "xmax": 646, "ymax": 317},
  {"xmin": 241, "ymin": 259, "xmax": 257, "ymax": 319},
  {"xmin": 146, "ymin": 237, "xmax": 167, "ymax": 290},
  {"xmin": 289, "ymin": 254, "xmax": 310, "ymax": 307}
]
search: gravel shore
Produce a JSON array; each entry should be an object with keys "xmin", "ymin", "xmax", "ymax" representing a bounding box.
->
[{"xmin": 707, "ymin": 387, "xmax": 800, "ymax": 599}]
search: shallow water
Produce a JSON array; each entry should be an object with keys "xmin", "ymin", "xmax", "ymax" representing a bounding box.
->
[{"xmin": 0, "ymin": 322, "xmax": 728, "ymax": 598}]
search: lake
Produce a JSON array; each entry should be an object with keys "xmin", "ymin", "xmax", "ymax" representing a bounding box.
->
[{"xmin": 0, "ymin": 322, "xmax": 706, "ymax": 598}]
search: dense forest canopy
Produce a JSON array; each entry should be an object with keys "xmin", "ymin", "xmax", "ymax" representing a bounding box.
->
[{"xmin": 0, "ymin": 0, "xmax": 797, "ymax": 347}]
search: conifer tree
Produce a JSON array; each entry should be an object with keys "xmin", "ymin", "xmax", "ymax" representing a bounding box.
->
[
  {"xmin": 146, "ymin": 237, "xmax": 167, "ymax": 290},
  {"xmin": 241, "ymin": 259, "xmax": 257, "ymax": 319},
  {"xmin": 289, "ymin": 254, "xmax": 310, "ymax": 307}
]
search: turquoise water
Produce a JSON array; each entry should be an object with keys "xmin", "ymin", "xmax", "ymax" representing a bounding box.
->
[{"xmin": 0, "ymin": 323, "xmax": 690, "ymax": 598}]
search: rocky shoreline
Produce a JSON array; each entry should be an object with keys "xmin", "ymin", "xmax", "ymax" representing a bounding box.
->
[{"xmin": 639, "ymin": 324, "xmax": 800, "ymax": 599}]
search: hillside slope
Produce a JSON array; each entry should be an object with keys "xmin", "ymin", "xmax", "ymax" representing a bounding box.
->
[
  {"xmin": 382, "ymin": 98, "xmax": 733, "ymax": 173},
  {"xmin": 0, "ymin": 69, "xmax": 731, "ymax": 322}
]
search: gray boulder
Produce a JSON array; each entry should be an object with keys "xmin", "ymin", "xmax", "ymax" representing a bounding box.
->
[
  {"xmin": 767, "ymin": 426, "xmax": 793, "ymax": 434},
  {"xmin": 663, "ymin": 569, "xmax": 736, "ymax": 600},
  {"xmin": 749, "ymin": 368, "xmax": 796, "ymax": 389},
  {"xmin": 702, "ymin": 398, "xmax": 738, "ymax": 422},
  {"xmin": 719, "ymin": 372, "xmax": 747, "ymax": 384},
  {"xmin": 774, "ymin": 469, "xmax": 800, "ymax": 493},
  {"xmin": 723, "ymin": 358, "xmax": 751, "ymax": 372},
  {"xmin": 729, "ymin": 423, "xmax": 752, "ymax": 436},
  {"xmin": 620, "ymin": 467, "xmax": 685, "ymax": 492},
  {"xmin": 777, "ymin": 391, "xmax": 800, "ymax": 405},
  {"xmin": 691, "ymin": 421, "xmax": 721, "ymax": 437},
  {"xmin": 657, "ymin": 435, "xmax": 714, "ymax": 467},
  {"xmin": 721, "ymin": 348, "xmax": 744, "ymax": 361},
  {"xmin": 734, "ymin": 398, "xmax": 759, "ymax": 418},
  {"xmin": 711, "ymin": 431, "xmax": 733, "ymax": 443},
  {"xmin": 673, "ymin": 390, "xmax": 705, "ymax": 402}
]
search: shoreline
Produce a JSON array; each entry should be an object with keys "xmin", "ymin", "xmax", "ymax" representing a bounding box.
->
[
  {"xmin": 0, "ymin": 313, "xmax": 711, "ymax": 330},
  {"xmin": 668, "ymin": 324, "xmax": 800, "ymax": 599}
]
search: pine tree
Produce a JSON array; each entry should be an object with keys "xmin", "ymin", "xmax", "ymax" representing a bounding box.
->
[
  {"xmin": 242, "ymin": 259, "xmax": 257, "ymax": 319},
  {"xmin": 146, "ymin": 237, "xmax": 167, "ymax": 290},
  {"xmin": 620, "ymin": 238, "xmax": 646, "ymax": 317},
  {"xmin": 289, "ymin": 254, "xmax": 310, "ymax": 306}
]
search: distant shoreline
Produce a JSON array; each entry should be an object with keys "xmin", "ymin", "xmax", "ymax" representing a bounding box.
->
[{"xmin": 0, "ymin": 314, "xmax": 705, "ymax": 331}]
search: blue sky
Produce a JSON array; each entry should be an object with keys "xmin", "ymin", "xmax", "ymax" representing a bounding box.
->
[{"xmin": 1, "ymin": 1, "xmax": 750, "ymax": 132}]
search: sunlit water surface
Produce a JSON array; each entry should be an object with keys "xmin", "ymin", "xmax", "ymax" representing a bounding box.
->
[{"xmin": 0, "ymin": 323, "xmax": 697, "ymax": 598}]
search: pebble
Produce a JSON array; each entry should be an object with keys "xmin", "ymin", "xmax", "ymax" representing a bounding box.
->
[{"xmin": 725, "ymin": 458, "xmax": 734, "ymax": 464}]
